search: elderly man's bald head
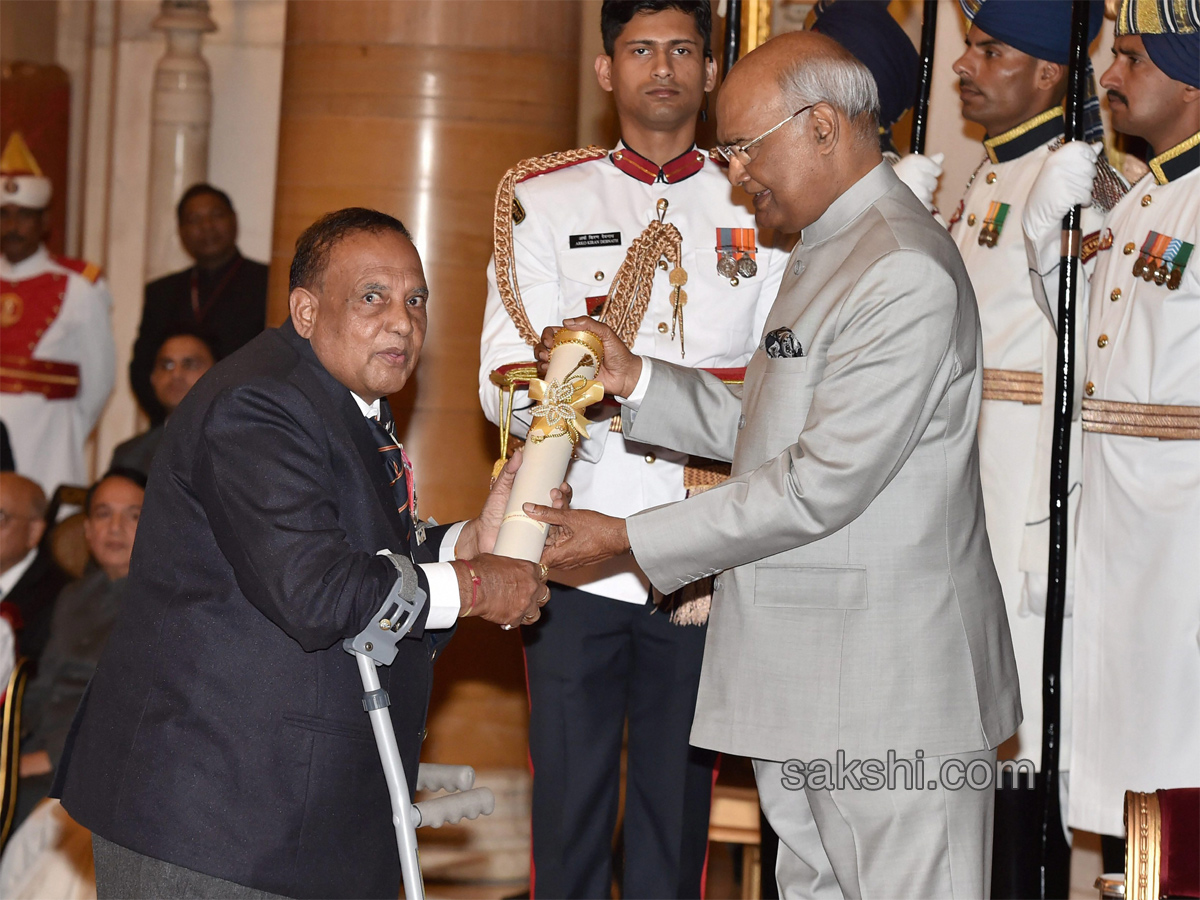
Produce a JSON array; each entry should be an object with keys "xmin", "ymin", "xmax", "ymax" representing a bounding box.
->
[
  {"xmin": 715, "ymin": 31, "xmax": 884, "ymax": 233},
  {"xmin": 0, "ymin": 472, "xmax": 48, "ymax": 572},
  {"xmin": 725, "ymin": 32, "xmax": 880, "ymax": 144}
]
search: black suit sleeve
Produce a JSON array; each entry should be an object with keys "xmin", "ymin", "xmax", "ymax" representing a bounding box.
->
[
  {"xmin": 193, "ymin": 381, "xmax": 400, "ymax": 651},
  {"xmin": 130, "ymin": 284, "xmax": 168, "ymax": 422}
]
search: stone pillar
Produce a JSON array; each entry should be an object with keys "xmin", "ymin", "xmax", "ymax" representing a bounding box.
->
[{"xmin": 144, "ymin": 0, "xmax": 215, "ymax": 281}]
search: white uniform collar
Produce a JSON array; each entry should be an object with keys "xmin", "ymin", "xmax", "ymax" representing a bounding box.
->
[{"xmin": 0, "ymin": 243, "xmax": 49, "ymax": 280}]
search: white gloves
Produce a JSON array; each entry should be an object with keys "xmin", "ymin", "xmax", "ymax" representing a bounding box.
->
[
  {"xmin": 892, "ymin": 152, "xmax": 944, "ymax": 213},
  {"xmin": 1023, "ymin": 141, "xmax": 1101, "ymax": 248}
]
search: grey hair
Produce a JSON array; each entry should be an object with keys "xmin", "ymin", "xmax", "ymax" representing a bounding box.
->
[{"xmin": 777, "ymin": 50, "xmax": 881, "ymax": 140}]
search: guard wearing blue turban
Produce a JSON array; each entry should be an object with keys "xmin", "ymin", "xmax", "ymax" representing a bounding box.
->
[
  {"xmin": 1115, "ymin": 0, "xmax": 1200, "ymax": 87},
  {"xmin": 943, "ymin": 4, "xmax": 1128, "ymax": 897},
  {"xmin": 962, "ymin": 0, "xmax": 1108, "ymax": 142}
]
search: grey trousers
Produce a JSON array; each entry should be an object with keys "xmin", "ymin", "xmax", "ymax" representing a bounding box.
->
[
  {"xmin": 755, "ymin": 748, "xmax": 997, "ymax": 899},
  {"xmin": 92, "ymin": 834, "xmax": 290, "ymax": 900}
]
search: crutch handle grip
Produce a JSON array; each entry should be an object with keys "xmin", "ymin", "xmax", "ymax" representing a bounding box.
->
[
  {"xmin": 411, "ymin": 787, "xmax": 495, "ymax": 828},
  {"xmin": 416, "ymin": 763, "xmax": 476, "ymax": 793}
]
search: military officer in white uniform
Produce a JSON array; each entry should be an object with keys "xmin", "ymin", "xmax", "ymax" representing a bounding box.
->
[
  {"xmin": 478, "ymin": 3, "xmax": 787, "ymax": 897},
  {"xmin": 1022, "ymin": 0, "xmax": 1200, "ymax": 873},
  {"xmin": 1, "ymin": 132, "xmax": 115, "ymax": 495},
  {"xmin": 939, "ymin": 3, "xmax": 1128, "ymax": 890}
]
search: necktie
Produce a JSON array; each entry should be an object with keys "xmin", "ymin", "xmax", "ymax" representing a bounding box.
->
[{"xmin": 364, "ymin": 405, "xmax": 415, "ymax": 546}]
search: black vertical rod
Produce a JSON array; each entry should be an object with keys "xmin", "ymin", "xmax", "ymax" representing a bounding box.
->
[
  {"xmin": 1040, "ymin": 2, "xmax": 1091, "ymax": 897},
  {"xmin": 909, "ymin": 0, "xmax": 938, "ymax": 154},
  {"xmin": 723, "ymin": 0, "xmax": 743, "ymax": 78}
]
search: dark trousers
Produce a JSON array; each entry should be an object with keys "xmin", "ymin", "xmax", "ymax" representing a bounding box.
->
[
  {"xmin": 523, "ymin": 584, "xmax": 715, "ymax": 900},
  {"xmin": 92, "ymin": 834, "xmax": 288, "ymax": 899}
]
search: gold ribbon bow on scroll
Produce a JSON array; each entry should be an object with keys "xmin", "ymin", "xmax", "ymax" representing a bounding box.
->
[{"xmin": 527, "ymin": 373, "xmax": 605, "ymax": 444}]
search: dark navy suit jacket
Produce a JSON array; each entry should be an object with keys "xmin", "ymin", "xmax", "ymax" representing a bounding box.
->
[{"xmin": 57, "ymin": 319, "xmax": 452, "ymax": 899}]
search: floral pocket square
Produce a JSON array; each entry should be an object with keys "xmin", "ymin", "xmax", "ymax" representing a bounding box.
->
[{"xmin": 764, "ymin": 327, "xmax": 804, "ymax": 359}]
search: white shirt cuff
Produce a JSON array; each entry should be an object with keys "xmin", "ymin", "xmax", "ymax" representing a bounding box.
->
[
  {"xmin": 439, "ymin": 521, "xmax": 467, "ymax": 561},
  {"xmin": 619, "ymin": 357, "xmax": 653, "ymax": 410},
  {"xmin": 419, "ymin": 562, "xmax": 461, "ymax": 630}
]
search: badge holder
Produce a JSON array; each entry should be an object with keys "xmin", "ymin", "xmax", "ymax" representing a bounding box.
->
[{"xmin": 344, "ymin": 552, "xmax": 495, "ymax": 900}]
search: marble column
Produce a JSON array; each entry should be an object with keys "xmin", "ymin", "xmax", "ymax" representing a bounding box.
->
[{"xmin": 144, "ymin": 0, "xmax": 215, "ymax": 281}]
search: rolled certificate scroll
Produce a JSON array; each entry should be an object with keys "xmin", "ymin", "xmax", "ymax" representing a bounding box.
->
[{"xmin": 492, "ymin": 328, "xmax": 605, "ymax": 562}]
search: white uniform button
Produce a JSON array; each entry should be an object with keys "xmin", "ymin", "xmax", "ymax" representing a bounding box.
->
[
  {"xmin": 644, "ymin": 452, "xmax": 656, "ymax": 464},
  {"xmin": 713, "ymin": 577, "xmax": 722, "ymax": 591},
  {"xmin": 793, "ymin": 260, "xmax": 805, "ymax": 276},
  {"xmin": 657, "ymin": 322, "xmax": 669, "ymax": 333},
  {"xmin": 738, "ymin": 414, "xmax": 747, "ymax": 429}
]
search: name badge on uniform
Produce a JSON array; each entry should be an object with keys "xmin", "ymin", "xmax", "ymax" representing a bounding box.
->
[
  {"xmin": 978, "ymin": 201, "xmax": 1010, "ymax": 247},
  {"xmin": 716, "ymin": 228, "xmax": 757, "ymax": 284},
  {"xmin": 1134, "ymin": 231, "xmax": 1192, "ymax": 290},
  {"xmin": 569, "ymin": 232, "xmax": 622, "ymax": 249}
]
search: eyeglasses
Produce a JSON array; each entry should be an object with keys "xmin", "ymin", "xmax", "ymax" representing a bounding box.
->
[{"xmin": 712, "ymin": 104, "xmax": 816, "ymax": 166}]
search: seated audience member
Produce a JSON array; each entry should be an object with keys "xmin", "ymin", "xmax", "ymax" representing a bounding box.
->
[
  {"xmin": 0, "ymin": 473, "xmax": 71, "ymax": 669},
  {"xmin": 111, "ymin": 331, "xmax": 215, "ymax": 475},
  {"xmin": 129, "ymin": 184, "xmax": 267, "ymax": 423},
  {"xmin": 15, "ymin": 468, "xmax": 145, "ymax": 827}
]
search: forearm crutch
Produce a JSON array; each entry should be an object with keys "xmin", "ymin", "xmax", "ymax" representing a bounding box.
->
[{"xmin": 345, "ymin": 553, "xmax": 495, "ymax": 900}]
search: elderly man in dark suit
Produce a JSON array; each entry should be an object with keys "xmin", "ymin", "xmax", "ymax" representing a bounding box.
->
[{"xmin": 55, "ymin": 208, "xmax": 554, "ymax": 900}]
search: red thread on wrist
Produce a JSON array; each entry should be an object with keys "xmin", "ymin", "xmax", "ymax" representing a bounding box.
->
[{"xmin": 461, "ymin": 562, "xmax": 481, "ymax": 617}]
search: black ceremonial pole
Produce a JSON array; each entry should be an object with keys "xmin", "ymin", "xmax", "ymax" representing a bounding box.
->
[
  {"xmin": 1039, "ymin": 2, "xmax": 1091, "ymax": 897},
  {"xmin": 723, "ymin": 0, "xmax": 743, "ymax": 78},
  {"xmin": 910, "ymin": 0, "xmax": 939, "ymax": 154}
]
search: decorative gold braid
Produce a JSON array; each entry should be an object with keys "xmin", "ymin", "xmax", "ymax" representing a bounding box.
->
[
  {"xmin": 599, "ymin": 220, "xmax": 684, "ymax": 348},
  {"xmin": 493, "ymin": 146, "xmax": 609, "ymax": 346}
]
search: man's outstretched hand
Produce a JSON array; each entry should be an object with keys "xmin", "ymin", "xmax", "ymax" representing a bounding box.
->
[
  {"xmin": 452, "ymin": 553, "xmax": 549, "ymax": 627},
  {"xmin": 524, "ymin": 504, "xmax": 631, "ymax": 570},
  {"xmin": 456, "ymin": 448, "xmax": 572, "ymax": 559},
  {"xmin": 537, "ymin": 318, "xmax": 643, "ymax": 399}
]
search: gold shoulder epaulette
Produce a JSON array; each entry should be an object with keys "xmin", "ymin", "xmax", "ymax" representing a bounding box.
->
[
  {"xmin": 493, "ymin": 147, "xmax": 608, "ymax": 346},
  {"xmin": 51, "ymin": 254, "xmax": 104, "ymax": 284}
]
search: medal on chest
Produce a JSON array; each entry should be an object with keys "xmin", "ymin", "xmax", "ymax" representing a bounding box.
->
[
  {"xmin": 1133, "ymin": 231, "xmax": 1192, "ymax": 290},
  {"xmin": 978, "ymin": 201, "xmax": 1011, "ymax": 248},
  {"xmin": 716, "ymin": 227, "xmax": 757, "ymax": 285}
]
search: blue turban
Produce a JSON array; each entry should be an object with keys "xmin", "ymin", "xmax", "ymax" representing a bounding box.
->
[
  {"xmin": 962, "ymin": 0, "xmax": 1108, "ymax": 141},
  {"xmin": 963, "ymin": 0, "xmax": 1105, "ymax": 63},
  {"xmin": 1116, "ymin": 0, "xmax": 1200, "ymax": 88},
  {"xmin": 811, "ymin": 0, "xmax": 920, "ymax": 129}
]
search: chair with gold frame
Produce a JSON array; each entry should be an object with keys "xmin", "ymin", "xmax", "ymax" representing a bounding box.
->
[
  {"xmin": 0, "ymin": 657, "xmax": 32, "ymax": 853},
  {"xmin": 1123, "ymin": 788, "xmax": 1200, "ymax": 900}
]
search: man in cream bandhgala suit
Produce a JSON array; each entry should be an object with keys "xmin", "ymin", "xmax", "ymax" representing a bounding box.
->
[{"xmin": 533, "ymin": 32, "xmax": 1021, "ymax": 900}]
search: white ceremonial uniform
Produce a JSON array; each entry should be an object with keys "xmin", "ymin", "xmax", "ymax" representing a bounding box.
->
[
  {"xmin": 1069, "ymin": 135, "xmax": 1200, "ymax": 837},
  {"xmin": 949, "ymin": 109, "xmax": 1115, "ymax": 769},
  {"xmin": 0, "ymin": 245, "xmax": 115, "ymax": 494},
  {"xmin": 479, "ymin": 143, "xmax": 790, "ymax": 602}
]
